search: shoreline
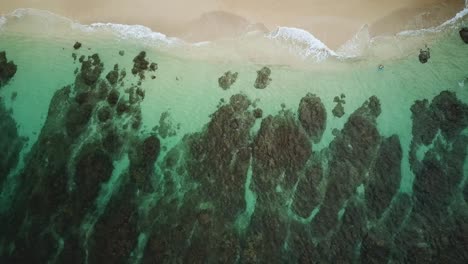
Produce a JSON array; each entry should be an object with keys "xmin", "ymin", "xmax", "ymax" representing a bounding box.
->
[{"xmin": 0, "ymin": 1, "xmax": 465, "ymax": 49}]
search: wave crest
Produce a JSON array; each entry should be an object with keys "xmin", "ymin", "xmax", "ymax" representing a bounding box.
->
[
  {"xmin": 87, "ymin": 23, "xmax": 179, "ymax": 45},
  {"xmin": 268, "ymin": 27, "xmax": 336, "ymax": 61}
]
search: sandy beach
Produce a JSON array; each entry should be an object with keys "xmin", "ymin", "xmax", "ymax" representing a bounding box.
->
[{"xmin": 0, "ymin": 0, "xmax": 465, "ymax": 49}]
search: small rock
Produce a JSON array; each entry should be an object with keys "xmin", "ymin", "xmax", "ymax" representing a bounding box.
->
[
  {"xmin": 419, "ymin": 48, "xmax": 430, "ymax": 64},
  {"xmin": 254, "ymin": 66, "xmax": 272, "ymax": 89},
  {"xmin": 253, "ymin": 108, "xmax": 263, "ymax": 119},
  {"xmin": 119, "ymin": 50, "xmax": 125, "ymax": 56},
  {"xmin": 218, "ymin": 71, "xmax": 238, "ymax": 90},
  {"xmin": 149, "ymin": 62, "xmax": 158, "ymax": 71},
  {"xmin": 459, "ymin": 28, "xmax": 468, "ymax": 44},
  {"xmin": 73, "ymin": 42, "xmax": 82, "ymax": 50},
  {"xmin": 332, "ymin": 102, "xmax": 345, "ymax": 118}
]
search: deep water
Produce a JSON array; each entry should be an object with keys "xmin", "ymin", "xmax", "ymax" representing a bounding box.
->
[{"xmin": 0, "ymin": 9, "xmax": 468, "ymax": 264}]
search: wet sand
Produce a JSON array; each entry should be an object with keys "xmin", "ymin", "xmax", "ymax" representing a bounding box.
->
[{"xmin": 0, "ymin": 0, "xmax": 465, "ymax": 49}]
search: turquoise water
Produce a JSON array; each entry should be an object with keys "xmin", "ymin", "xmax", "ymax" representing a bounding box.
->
[{"xmin": 0, "ymin": 8, "xmax": 468, "ymax": 264}]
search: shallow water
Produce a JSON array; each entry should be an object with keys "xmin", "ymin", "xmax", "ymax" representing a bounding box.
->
[{"xmin": 0, "ymin": 8, "xmax": 468, "ymax": 264}]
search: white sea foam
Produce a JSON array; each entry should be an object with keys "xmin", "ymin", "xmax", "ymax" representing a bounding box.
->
[
  {"xmin": 87, "ymin": 23, "xmax": 180, "ymax": 45},
  {"xmin": 0, "ymin": 16, "xmax": 6, "ymax": 29},
  {"xmin": 398, "ymin": 8, "xmax": 468, "ymax": 36},
  {"xmin": 267, "ymin": 26, "xmax": 337, "ymax": 61}
]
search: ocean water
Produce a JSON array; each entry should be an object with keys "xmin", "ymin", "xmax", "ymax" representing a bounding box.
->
[{"xmin": 0, "ymin": 8, "xmax": 468, "ymax": 263}]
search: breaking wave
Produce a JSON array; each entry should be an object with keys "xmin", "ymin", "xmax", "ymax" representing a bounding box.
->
[
  {"xmin": 267, "ymin": 26, "xmax": 336, "ymax": 61},
  {"xmin": 86, "ymin": 23, "xmax": 180, "ymax": 45}
]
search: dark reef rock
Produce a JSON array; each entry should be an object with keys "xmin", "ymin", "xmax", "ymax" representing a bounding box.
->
[
  {"xmin": 73, "ymin": 42, "xmax": 82, "ymax": 50},
  {"xmin": 431, "ymin": 91, "xmax": 468, "ymax": 140},
  {"xmin": 129, "ymin": 135, "xmax": 160, "ymax": 191},
  {"xmin": 291, "ymin": 157, "xmax": 323, "ymax": 218},
  {"xmin": 312, "ymin": 96, "xmax": 381, "ymax": 236},
  {"xmin": 298, "ymin": 93, "xmax": 327, "ymax": 143},
  {"xmin": 332, "ymin": 95, "xmax": 346, "ymax": 118},
  {"xmin": 253, "ymin": 108, "xmax": 263, "ymax": 118},
  {"xmin": 413, "ymin": 136, "xmax": 468, "ymax": 214},
  {"xmin": 366, "ymin": 135, "xmax": 402, "ymax": 219},
  {"xmin": 102, "ymin": 129, "xmax": 123, "ymax": 155},
  {"xmin": 332, "ymin": 101, "xmax": 345, "ymax": 118},
  {"xmin": 107, "ymin": 88, "xmax": 120, "ymax": 106},
  {"xmin": 97, "ymin": 106, "xmax": 112, "ymax": 122},
  {"xmin": 218, "ymin": 71, "xmax": 238, "ymax": 90},
  {"xmin": 254, "ymin": 66, "xmax": 272, "ymax": 89},
  {"xmin": 380, "ymin": 193, "xmax": 412, "ymax": 234},
  {"xmin": 409, "ymin": 91, "xmax": 468, "ymax": 172},
  {"xmin": 253, "ymin": 109, "xmax": 311, "ymax": 206},
  {"xmin": 334, "ymin": 95, "xmax": 345, "ymax": 104},
  {"xmin": 464, "ymin": 184, "xmax": 468, "ymax": 203},
  {"xmin": 0, "ymin": 51, "xmax": 155, "ymax": 263},
  {"xmin": 459, "ymin": 28, "xmax": 468, "ymax": 44},
  {"xmin": 0, "ymin": 99, "xmax": 25, "ymax": 187},
  {"xmin": 149, "ymin": 62, "xmax": 158, "ymax": 71},
  {"xmin": 410, "ymin": 98, "xmax": 438, "ymax": 146},
  {"xmin": 80, "ymin": 54, "xmax": 104, "ymax": 85},
  {"xmin": 324, "ymin": 198, "xmax": 367, "ymax": 263},
  {"xmin": 360, "ymin": 231, "xmax": 391, "ymax": 264},
  {"xmin": 3, "ymin": 46, "xmax": 468, "ymax": 264},
  {"xmin": 398, "ymin": 90, "xmax": 468, "ymax": 263},
  {"xmin": 116, "ymin": 99, "xmax": 130, "ymax": 115},
  {"xmin": 419, "ymin": 47, "xmax": 430, "ymax": 64},
  {"xmin": 254, "ymin": 111, "xmax": 311, "ymax": 173},
  {"xmin": 65, "ymin": 103, "xmax": 94, "ymax": 138},
  {"xmin": 157, "ymin": 111, "xmax": 177, "ymax": 138},
  {"xmin": 89, "ymin": 185, "xmax": 139, "ymax": 264},
  {"xmin": 106, "ymin": 64, "xmax": 119, "ymax": 85},
  {"xmin": 132, "ymin": 51, "xmax": 150, "ymax": 79},
  {"xmin": 0, "ymin": 51, "xmax": 18, "ymax": 87},
  {"xmin": 75, "ymin": 91, "xmax": 91, "ymax": 105},
  {"xmin": 74, "ymin": 143, "xmax": 114, "ymax": 214}
]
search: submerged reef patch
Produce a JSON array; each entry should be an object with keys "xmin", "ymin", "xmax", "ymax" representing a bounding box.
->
[
  {"xmin": 0, "ymin": 46, "xmax": 467, "ymax": 264},
  {"xmin": 254, "ymin": 66, "xmax": 272, "ymax": 89},
  {"xmin": 218, "ymin": 71, "xmax": 238, "ymax": 90},
  {"xmin": 0, "ymin": 51, "xmax": 17, "ymax": 88}
]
